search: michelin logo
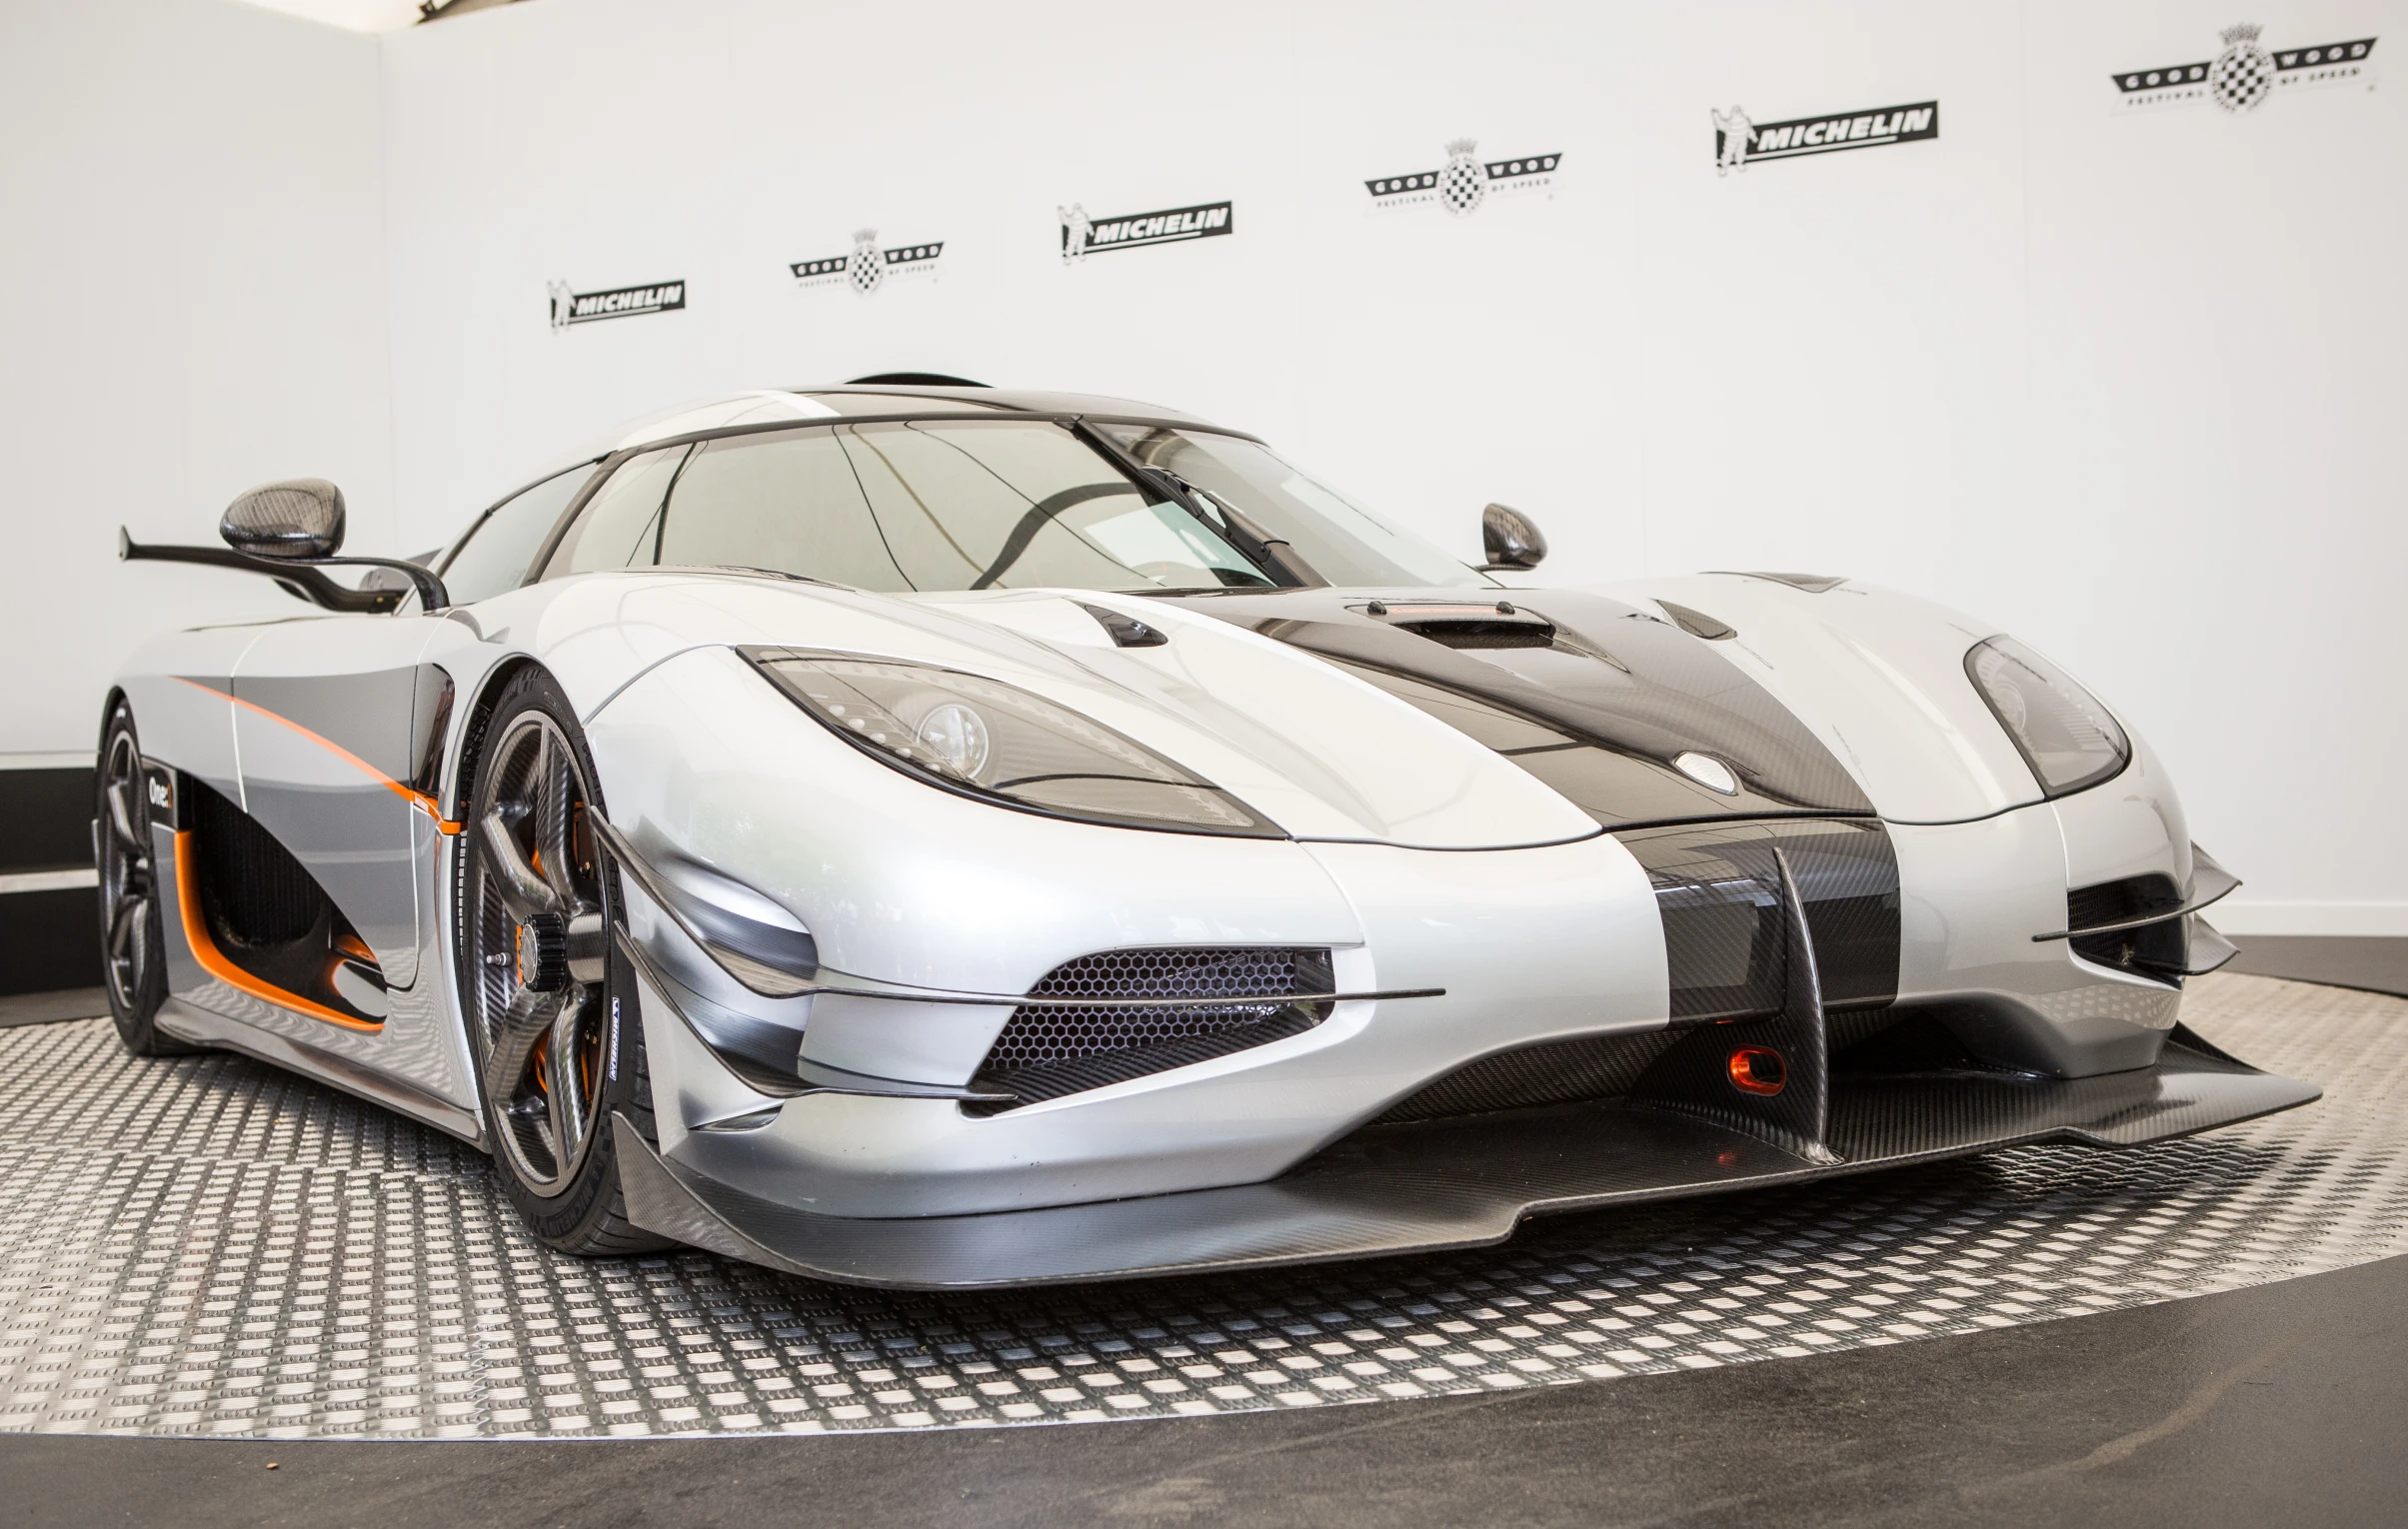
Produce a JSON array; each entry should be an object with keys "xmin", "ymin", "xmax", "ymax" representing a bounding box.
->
[
  {"xmin": 1060, "ymin": 201, "xmax": 1232, "ymax": 262},
  {"xmin": 548, "ymin": 279, "xmax": 686, "ymax": 330},
  {"xmin": 1712, "ymin": 101, "xmax": 1937, "ymax": 174}
]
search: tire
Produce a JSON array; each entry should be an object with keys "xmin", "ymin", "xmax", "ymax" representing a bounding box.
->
[
  {"xmin": 96, "ymin": 701, "xmax": 196, "ymax": 1056},
  {"xmin": 457, "ymin": 668, "xmax": 668, "ymax": 1256}
]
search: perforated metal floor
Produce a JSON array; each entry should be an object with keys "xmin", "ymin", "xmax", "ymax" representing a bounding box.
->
[{"xmin": 3, "ymin": 973, "xmax": 2403, "ymax": 1439}]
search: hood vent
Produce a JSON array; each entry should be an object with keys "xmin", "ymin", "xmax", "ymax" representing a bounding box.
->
[{"xmin": 1352, "ymin": 600, "xmax": 1557, "ymax": 652}]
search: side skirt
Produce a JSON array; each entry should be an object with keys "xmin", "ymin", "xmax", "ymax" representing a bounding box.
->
[{"xmin": 157, "ymin": 996, "xmax": 486, "ymax": 1145}]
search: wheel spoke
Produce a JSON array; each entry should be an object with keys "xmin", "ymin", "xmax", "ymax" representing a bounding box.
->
[
  {"xmin": 478, "ymin": 806, "xmax": 556, "ymax": 920},
  {"xmin": 105, "ymin": 778, "xmax": 144, "ymax": 850},
  {"xmin": 483, "ymin": 985, "xmax": 563, "ymax": 1113},
  {"xmin": 107, "ymin": 892, "xmax": 149, "ymax": 995},
  {"xmin": 543, "ymin": 998, "xmax": 590, "ymax": 1168},
  {"xmin": 530, "ymin": 729, "xmax": 581, "ymax": 904},
  {"xmin": 108, "ymin": 892, "xmax": 141, "ymax": 960}
]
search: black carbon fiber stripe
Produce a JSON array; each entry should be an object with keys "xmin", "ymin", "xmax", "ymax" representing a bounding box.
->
[
  {"xmin": 1189, "ymin": 588, "xmax": 1874, "ymax": 827},
  {"xmin": 1615, "ymin": 817, "xmax": 1900, "ymax": 1021}
]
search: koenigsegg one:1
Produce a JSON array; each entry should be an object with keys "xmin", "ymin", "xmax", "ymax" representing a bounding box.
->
[{"xmin": 98, "ymin": 383, "xmax": 2314, "ymax": 1286}]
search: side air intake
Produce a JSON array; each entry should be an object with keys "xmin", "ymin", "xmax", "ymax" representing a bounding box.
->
[{"xmin": 969, "ymin": 946, "xmax": 1334, "ymax": 1113}]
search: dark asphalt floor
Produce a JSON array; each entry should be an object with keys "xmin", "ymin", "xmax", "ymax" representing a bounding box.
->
[{"xmin": 7, "ymin": 936, "xmax": 2405, "ymax": 1527}]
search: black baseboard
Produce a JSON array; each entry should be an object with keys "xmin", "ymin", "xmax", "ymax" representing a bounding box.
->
[
  {"xmin": 0, "ymin": 887, "xmax": 102, "ymax": 996},
  {"xmin": 2, "ymin": 765, "xmax": 101, "ymax": 997},
  {"xmin": 2, "ymin": 765, "xmax": 95, "ymax": 872}
]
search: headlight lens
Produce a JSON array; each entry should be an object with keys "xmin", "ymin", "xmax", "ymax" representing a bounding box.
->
[
  {"xmin": 749, "ymin": 649, "xmax": 1282, "ymax": 837},
  {"xmin": 1965, "ymin": 636, "xmax": 2130, "ymax": 796}
]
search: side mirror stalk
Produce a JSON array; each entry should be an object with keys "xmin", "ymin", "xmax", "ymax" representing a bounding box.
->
[
  {"xmin": 117, "ymin": 530, "xmax": 448, "ymax": 614},
  {"xmin": 120, "ymin": 529, "xmax": 390, "ymax": 612},
  {"xmin": 114, "ymin": 475, "xmax": 450, "ymax": 613}
]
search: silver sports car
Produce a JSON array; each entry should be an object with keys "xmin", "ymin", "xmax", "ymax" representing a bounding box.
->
[{"xmin": 100, "ymin": 382, "xmax": 2314, "ymax": 1287}]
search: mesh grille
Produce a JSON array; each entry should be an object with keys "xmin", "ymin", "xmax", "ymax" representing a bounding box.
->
[
  {"xmin": 984, "ymin": 947, "xmax": 1333, "ymax": 1069},
  {"xmin": 972, "ymin": 947, "xmax": 1334, "ymax": 1111}
]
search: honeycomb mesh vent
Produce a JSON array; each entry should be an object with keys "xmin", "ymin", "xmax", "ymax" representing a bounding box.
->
[
  {"xmin": 972, "ymin": 947, "xmax": 1335, "ymax": 1111},
  {"xmin": 985, "ymin": 947, "xmax": 1332, "ymax": 1069}
]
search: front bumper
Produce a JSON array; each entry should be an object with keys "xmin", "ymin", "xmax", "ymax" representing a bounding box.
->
[
  {"xmin": 622, "ymin": 764, "xmax": 2272, "ymax": 1274},
  {"xmin": 614, "ymin": 1028, "xmax": 2317, "ymax": 1289}
]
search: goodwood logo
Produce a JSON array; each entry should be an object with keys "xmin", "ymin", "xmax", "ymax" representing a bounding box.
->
[
  {"xmin": 1363, "ymin": 140, "xmax": 1560, "ymax": 215},
  {"xmin": 792, "ymin": 231, "xmax": 944, "ymax": 296},
  {"xmin": 2113, "ymin": 24, "xmax": 2377, "ymax": 114}
]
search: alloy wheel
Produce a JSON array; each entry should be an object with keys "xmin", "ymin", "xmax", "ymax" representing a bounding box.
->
[
  {"xmin": 98, "ymin": 727, "xmax": 157, "ymax": 1014},
  {"xmin": 468, "ymin": 714, "xmax": 612, "ymax": 1196}
]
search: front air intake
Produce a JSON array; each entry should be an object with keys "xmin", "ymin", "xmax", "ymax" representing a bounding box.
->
[
  {"xmin": 2066, "ymin": 872, "xmax": 2188, "ymax": 983},
  {"xmin": 969, "ymin": 946, "xmax": 1334, "ymax": 1112}
]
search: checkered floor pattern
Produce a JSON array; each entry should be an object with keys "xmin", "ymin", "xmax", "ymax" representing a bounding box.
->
[{"xmin": 3, "ymin": 972, "xmax": 2403, "ymax": 1439}]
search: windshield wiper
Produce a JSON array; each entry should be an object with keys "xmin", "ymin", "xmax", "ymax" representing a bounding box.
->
[
  {"xmin": 1070, "ymin": 421, "xmax": 1326, "ymax": 590},
  {"xmin": 698, "ymin": 565, "xmax": 855, "ymax": 591},
  {"xmin": 1145, "ymin": 470, "xmax": 1326, "ymax": 590},
  {"xmin": 1113, "ymin": 586, "xmax": 1287, "ymax": 598}
]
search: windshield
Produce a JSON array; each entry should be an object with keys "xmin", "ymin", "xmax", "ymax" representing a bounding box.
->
[
  {"xmin": 540, "ymin": 417, "xmax": 1486, "ymax": 594},
  {"xmin": 1093, "ymin": 423, "xmax": 1487, "ymax": 589}
]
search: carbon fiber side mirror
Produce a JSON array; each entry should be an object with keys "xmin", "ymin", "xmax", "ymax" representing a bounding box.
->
[
  {"xmin": 1479, "ymin": 503, "xmax": 1547, "ymax": 571},
  {"xmin": 221, "ymin": 479, "xmax": 346, "ymax": 561}
]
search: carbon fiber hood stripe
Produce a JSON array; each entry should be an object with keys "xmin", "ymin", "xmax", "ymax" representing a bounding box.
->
[{"xmin": 1183, "ymin": 589, "xmax": 1872, "ymax": 829}]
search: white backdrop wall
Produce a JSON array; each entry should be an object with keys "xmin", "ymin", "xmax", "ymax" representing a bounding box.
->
[
  {"xmin": 0, "ymin": 0, "xmax": 395, "ymax": 762},
  {"xmin": 5, "ymin": 0, "xmax": 2401, "ymax": 933}
]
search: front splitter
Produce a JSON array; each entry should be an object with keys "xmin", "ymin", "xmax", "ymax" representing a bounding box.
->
[{"xmin": 618, "ymin": 1031, "xmax": 2320, "ymax": 1289}]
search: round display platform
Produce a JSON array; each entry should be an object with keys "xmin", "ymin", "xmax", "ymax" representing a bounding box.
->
[{"xmin": 2, "ymin": 973, "xmax": 2402, "ymax": 1439}]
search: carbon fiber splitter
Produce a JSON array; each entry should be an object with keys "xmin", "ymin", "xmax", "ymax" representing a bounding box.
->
[{"xmin": 2, "ymin": 972, "xmax": 2404, "ymax": 1439}]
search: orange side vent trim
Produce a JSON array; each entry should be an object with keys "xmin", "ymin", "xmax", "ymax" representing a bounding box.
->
[
  {"xmin": 175, "ymin": 678, "xmax": 464, "ymax": 834},
  {"xmin": 173, "ymin": 832, "xmax": 383, "ymax": 1032}
]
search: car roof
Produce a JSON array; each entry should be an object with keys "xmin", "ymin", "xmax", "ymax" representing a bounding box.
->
[{"xmin": 586, "ymin": 385, "xmax": 1232, "ymax": 461}]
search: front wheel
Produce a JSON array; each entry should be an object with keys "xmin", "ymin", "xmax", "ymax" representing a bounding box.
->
[
  {"xmin": 458, "ymin": 669, "xmax": 667, "ymax": 1255},
  {"xmin": 96, "ymin": 702, "xmax": 193, "ymax": 1056}
]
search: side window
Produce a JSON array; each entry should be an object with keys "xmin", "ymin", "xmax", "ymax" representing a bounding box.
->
[
  {"xmin": 438, "ymin": 466, "xmax": 595, "ymax": 604},
  {"xmin": 539, "ymin": 446, "xmax": 692, "ymax": 579}
]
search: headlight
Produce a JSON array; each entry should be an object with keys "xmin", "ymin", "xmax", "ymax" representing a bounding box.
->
[
  {"xmin": 1965, "ymin": 636, "xmax": 2130, "ymax": 797},
  {"xmin": 747, "ymin": 648, "xmax": 1282, "ymax": 837}
]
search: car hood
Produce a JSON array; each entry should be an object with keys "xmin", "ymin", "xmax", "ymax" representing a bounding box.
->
[
  {"xmin": 513, "ymin": 573, "xmax": 1869, "ymax": 850},
  {"xmin": 1173, "ymin": 588, "xmax": 1873, "ymax": 829}
]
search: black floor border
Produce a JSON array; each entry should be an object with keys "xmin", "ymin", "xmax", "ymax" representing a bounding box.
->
[{"xmin": 5, "ymin": 1251, "xmax": 2403, "ymax": 1529}]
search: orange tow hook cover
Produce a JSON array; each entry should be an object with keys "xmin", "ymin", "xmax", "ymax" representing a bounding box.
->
[{"xmin": 1727, "ymin": 1044, "xmax": 1787, "ymax": 1096}]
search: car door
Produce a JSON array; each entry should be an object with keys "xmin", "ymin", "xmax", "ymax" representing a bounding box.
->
[{"xmin": 229, "ymin": 612, "xmax": 453, "ymax": 994}]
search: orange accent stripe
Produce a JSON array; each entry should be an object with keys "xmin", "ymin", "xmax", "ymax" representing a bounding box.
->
[
  {"xmin": 177, "ymin": 676, "xmax": 463, "ymax": 834},
  {"xmin": 174, "ymin": 832, "xmax": 382, "ymax": 1031}
]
